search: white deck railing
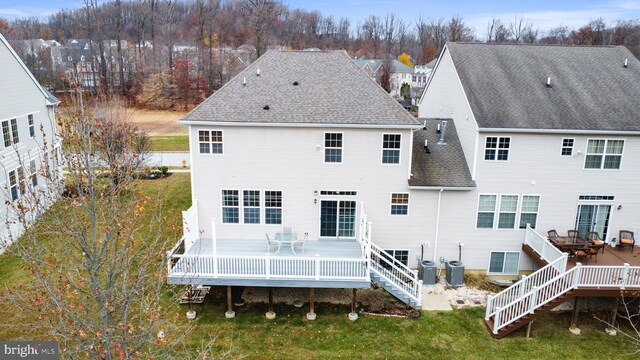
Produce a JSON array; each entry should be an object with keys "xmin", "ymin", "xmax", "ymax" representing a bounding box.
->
[
  {"xmin": 167, "ymin": 251, "xmax": 369, "ymax": 282},
  {"xmin": 369, "ymin": 242, "xmax": 423, "ymax": 305},
  {"xmin": 487, "ymin": 225, "xmax": 640, "ymax": 334},
  {"xmin": 181, "ymin": 201, "xmax": 199, "ymax": 254}
]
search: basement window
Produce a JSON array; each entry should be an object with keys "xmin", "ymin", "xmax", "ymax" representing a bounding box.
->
[{"xmin": 488, "ymin": 251, "xmax": 519, "ymax": 274}]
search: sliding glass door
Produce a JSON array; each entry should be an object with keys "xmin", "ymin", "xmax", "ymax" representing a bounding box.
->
[
  {"xmin": 320, "ymin": 200, "xmax": 356, "ymax": 239},
  {"xmin": 575, "ymin": 204, "xmax": 611, "ymax": 240}
]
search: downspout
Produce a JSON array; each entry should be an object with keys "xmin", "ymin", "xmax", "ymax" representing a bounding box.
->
[{"xmin": 433, "ymin": 188, "xmax": 443, "ymax": 262}]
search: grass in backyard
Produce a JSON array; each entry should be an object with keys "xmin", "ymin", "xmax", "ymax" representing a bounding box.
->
[
  {"xmin": 0, "ymin": 173, "xmax": 637, "ymax": 358},
  {"xmin": 149, "ymin": 135, "xmax": 190, "ymax": 151}
]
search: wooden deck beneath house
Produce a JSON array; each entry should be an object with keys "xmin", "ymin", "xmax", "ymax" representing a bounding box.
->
[
  {"xmin": 167, "ymin": 238, "xmax": 371, "ymax": 289},
  {"xmin": 523, "ymin": 244, "xmax": 640, "ymax": 268}
]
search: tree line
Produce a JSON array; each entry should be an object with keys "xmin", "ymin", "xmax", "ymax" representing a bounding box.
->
[{"xmin": 0, "ymin": 1, "xmax": 639, "ymax": 108}]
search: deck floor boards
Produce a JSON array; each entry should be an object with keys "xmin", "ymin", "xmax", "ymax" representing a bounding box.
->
[{"xmin": 186, "ymin": 238, "xmax": 363, "ymax": 259}]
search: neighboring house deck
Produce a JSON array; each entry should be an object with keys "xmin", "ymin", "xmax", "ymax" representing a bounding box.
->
[{"xmin": 485, "ymin": 227, "xmax": 640, "ymax": 338}]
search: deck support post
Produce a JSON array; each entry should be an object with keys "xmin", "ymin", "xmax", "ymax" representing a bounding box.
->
[
  {"xmin": 526, "ymin": 320, "xmax": 533, "ymax": 338},
  {"xmin": 225, "ymin": 286, "xmax": 235, "ymax": 318},
  {"xmin": 266, "ymin": 288, "xmax": 276, "ymax": 319},
  {"xmin": 307, "ymin": 288, "xmax": 316, "ymax": 320},
  {"xmin": 348, "ymin": 289, "xmax": 358, "ymax": 321},
  {"xmin": 569, "ymin": 297, "xmax": 580, "ymax": 335},
  {"xmin": 605, "ymin": 297, "xmax": 619, "ymax": 335}
]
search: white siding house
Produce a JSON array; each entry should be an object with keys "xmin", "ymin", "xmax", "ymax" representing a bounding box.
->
[
  {"xmin": 418, "ymin": 43, "xmax": 640, "ymax": 275},
  {"xmin": 0, "ymin": 33, "xmax": 61, "ymax": 252}
]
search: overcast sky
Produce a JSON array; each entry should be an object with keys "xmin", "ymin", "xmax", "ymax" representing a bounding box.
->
[{"xmin": 2, "ymin": 0, "xmax": 640, "ymax": 38}]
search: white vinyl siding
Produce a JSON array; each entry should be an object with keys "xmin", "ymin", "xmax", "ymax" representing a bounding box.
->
[
  {"xmin": 489, "ymin": 251, "xmax": 520, "ymax": 274},
  {"xmin": 584, "ymin": 139, "xmax": 623, "ymax": 169}
]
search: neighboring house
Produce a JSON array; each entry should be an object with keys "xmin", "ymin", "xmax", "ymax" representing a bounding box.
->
[
  {"xmin": 352, "ymin": 58, "xmax": 414, "ymax": 98},
  {"xmin": 167, "ymin": 50, "xmax": 427, "ymax": 310},
  {"xmin": 410, "ymin": 59, "xmax": 435, "ymax": 99},
  {"xmin": 418, "ymin": 42, "xmax": 640, "ymax": 337},
  {"xmin": 0, "ymin": 33, "xmax": 62, "ymax": 252}
]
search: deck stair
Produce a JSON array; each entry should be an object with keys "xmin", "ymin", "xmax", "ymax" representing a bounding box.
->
[{"xmin": 484, "ymin": 226, "xmax": 640, "ymax": 338}]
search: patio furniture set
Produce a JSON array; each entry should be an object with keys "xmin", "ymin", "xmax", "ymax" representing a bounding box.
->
[
  {"xmin": 265, "ymin": 227, "xmax": 308, "ymax": 254},
  {"xmin": 547, "ymin": 229, "xmax": 636, "ymax": 263}
]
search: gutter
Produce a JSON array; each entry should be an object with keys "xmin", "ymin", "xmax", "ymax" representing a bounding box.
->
[
  {"xmin": 180, "ymin": 120, "xmax": 423, "ymax": 130},
  {"xmin": 479, "ymin": 128, "xmax": 640, "ymax": 135}
]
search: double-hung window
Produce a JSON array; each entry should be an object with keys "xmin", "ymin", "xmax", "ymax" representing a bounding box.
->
[
  {"xmin": 243, "ymin": 190, "xmax": 260, "ymax": 224},
  {"xmin": 221, "ymin": 190, "xmax": 239, "ymax": 223},
  {"xmin": 519, "ymin": 195, "xmax": 540, "ymax": 229},
  {"xmin": 382, "ymin": 249, "xmax": 409, "ymax": 267},
  {"xmin": 498, "ymin": 195, "xmax": 518, "ymax": 229},
  {"xmin": 484, "ymin": 137, "xmax": 510, "ymax": 161},
  {"xmin": 8, "ymin": 167, "xmax": 25, "ymax": 201},
  {"xmin": 390, "ymin": 193, "xmax": 409, "ymax": 215},
  {"xmin": 2, "ymin": 119, "xmax": 19, "ymax": 147},
  {"xmin": 265, "ymin": 191, "xmax": 282, "ymax": 224},
  {"xmin": 561, "ymin": 138, "xmax": 574, "ymax": 156},
  {"xmin": 382, "ymin": 134, "xmax": 401, "ymax": 164},
  {"xmin": 584, "ymin": 139, "xmax": 624, "ymax": 169},
  {"xmin": 489, "ymin": 251, "xmax": 520, "ymax": 274},
  {"xmin": 28, "ymin": 115, "xmax": 35, "ymax": 137},
  {"xmin": 29, "ymin": 159, "xmax": 38, "ymax": 187},
  {"xmin": 324, "ymin": 133, "xmax": 342, "ymax": 163},
  {"xmin": 199, "ymin": 130, "xmax": 223, "ymax": 154},
  {"xmin": 476, "ymin": 195, "xmax": 497, "ymax": 228}
]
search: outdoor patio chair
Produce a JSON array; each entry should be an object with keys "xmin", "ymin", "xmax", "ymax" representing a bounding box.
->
[
  {"xmin": 547, "ymin": 229, "xmax": 559, "ymax": 239},
  {"xmin": 586, "ymin": 244, "xmax": 599, "ymax": 263},
  {"xmin": 571, "ymin": 248, "xmax": 588, "ymax": 263},
  {"xmin": 265, "ymin": 233, "xmax": 279, "ymax": 253},
  {"xmin": 619, "ymin": 230, "xmax": 635, "ymax": 253},
  {"xmin": 293, "ymin": 232, "xmax": 308, "ymax": 253},
  {"xmin": 586, "ymin": 231, "xmax": 605, "ymax": 254},
  {"xmin": 567, "ymin": 230, "xmax": 580, "ymax": 243}
]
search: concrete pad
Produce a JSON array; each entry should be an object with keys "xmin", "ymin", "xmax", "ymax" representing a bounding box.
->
[{"xmin": 421, "ymin": 293, "xmax": 452, "ymax": 311}]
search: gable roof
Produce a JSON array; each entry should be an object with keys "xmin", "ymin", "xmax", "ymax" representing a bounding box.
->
[
  {"xmin": 0, "ymin": 33, "xmax": 59, "ymax": 106},
  {"xmin": 185, "ymin": 50, "xmax": 419, "ymax": 127},
  {"xmin": 446, "ymin": 42, "xmax": 640, "ymax": 132},
  {"xmin": 409, "ymin": 118, "xmax": 475, "ymax": 188}
]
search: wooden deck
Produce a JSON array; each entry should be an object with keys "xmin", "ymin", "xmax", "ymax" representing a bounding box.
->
[
  {"xmin": 523, "ymin": 243, "xmax": 640, "ymax": 269},
  {"xmin": 186, "ymin": 238, "xmax": 363, "ymax": 258}
]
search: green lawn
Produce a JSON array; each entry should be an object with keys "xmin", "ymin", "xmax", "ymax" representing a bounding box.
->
[
  {"xmin": 0, "ymin": 173, "xmax": 637, "ymax": 358},
  {"xmin": 148, "ymin": 135, "xmax": 189, "ymax": 151}
]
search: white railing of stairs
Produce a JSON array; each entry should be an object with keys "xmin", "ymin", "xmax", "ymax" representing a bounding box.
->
[
  {"xmin": 359, "ymin": 204, "xmax": 423, "ymax": 307},
  {"xmin": 486, "ymin": 225, "xmax": 640, "ymax": 335}
]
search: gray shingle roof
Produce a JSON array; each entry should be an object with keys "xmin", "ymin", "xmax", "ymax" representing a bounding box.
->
[
  {"xmin": 185, "ymin": 50, "xmax": 419, "ymax": 126},
  {"xmin": 409, "ymin": 118, "xmax": 475, "ymax": 188},
  {"xmin": 447, "ymin": 43, "xmax": 640, "ymax": 131}
]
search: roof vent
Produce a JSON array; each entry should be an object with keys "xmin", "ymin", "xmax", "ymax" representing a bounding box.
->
[
  {"xmin": 256, "ymin": 68, "xmax": 261, "ymax": 76},
  {"xmin": 624, "ymin": 58, "xmax": 628, "ymax": 68},
  {"xmin": 263, "ymin": 105, "xmax": 270, "ymax": 110},
  {"xmin": 243, "ymin": 77, "xmax": 246, "ymax": 86},
  {"xmin": 437, "ymin": 121, "xmax": 447, "ymax": 145},
  {"xmin": 422, "ymin": 120, "xmax": 427, "ymax": 131},
  {"xmin": 436, "ymin": 122, "xmax": 441, "ymax": 133},
  {"xmin": 546, "ymin": 77, "xmax": 552, "ymax": 87},
  {"xmin": 424, "ymin": 139, "xmax": 431, "ymax": 153},
  {"xmin": 293, "ymin": 81, "xmax": 299, "ymax": 86}
]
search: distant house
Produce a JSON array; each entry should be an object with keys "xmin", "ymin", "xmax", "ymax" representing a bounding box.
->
[
  {"xmin": 419, "ymin": 42, "xmax": 640, "ymax": 337},
  {"xmin": 410, "ymin": 59, "xmax": 435, "ymax": 98},
  {"xmin": 0, "ymin": 33, "xmax": 62, "ymax": 252},
  {"xmin": 352, "ymin": 58, "xmax": 414, "ymax": 98}
]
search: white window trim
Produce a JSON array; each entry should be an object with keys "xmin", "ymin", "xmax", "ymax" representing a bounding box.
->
[
  {"xmin": 583, "ymin": 138, "xmax": 625, "ymax": 170},
  {"xmin": 483, "ymin": 136, "xmax": 511, "ymax": 162},
  {"xmin": 323, "ymin": 132, "xmax": 344, "ymax": 164},
  {"xmin": 518, "ymin": 194, "xmax": 541, "ymax": 230},
  {"xmin": 389, "ymin": 192, "xmax": 410, "ymax": 216},
  {"xmin": 560, "ymin": 137, "xmax": 575, "ymax": 157},
  {"xmin": 487, "ymin": 251, "xmax": 520, "ymax": 275},
  {"xmin": 264, "ymin": 190, "xmax": 283, "ymax": 226},
  {"xmin": 241, "ymin": 189, "xmax": 261, "ymax": 225},
  {"xmin": 197, "ymin": 128, "xmax": 224, "ymax": 155},
  {"xmin": 381, "ymin": 133, "xmax": 402, "ymax": 165},
  {"xmin": 476, "ymin": 193, "xmax": 498, "ymax": 229},
  {"xmin": 221, "ymin": 189, "xmax": 240, "ymax": 224},
  {"xmin": 497, "ymin": 194, "xmax": 519, "ymax": 230}
]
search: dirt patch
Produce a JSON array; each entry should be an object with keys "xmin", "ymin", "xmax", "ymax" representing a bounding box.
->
[{"xmin": 127, "ymin": 108, "xmax": 188, "ymax": 136}]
